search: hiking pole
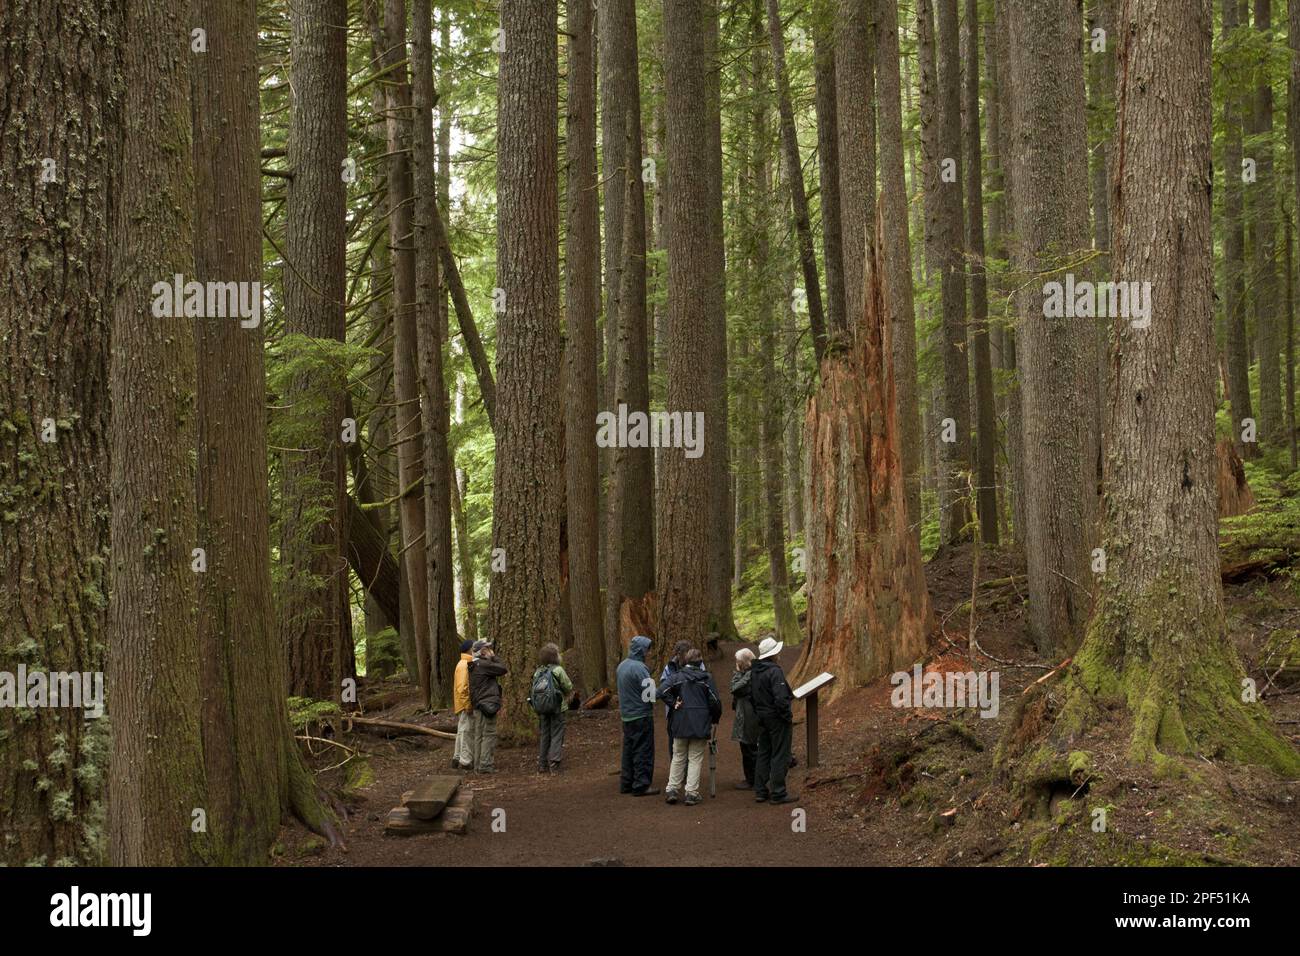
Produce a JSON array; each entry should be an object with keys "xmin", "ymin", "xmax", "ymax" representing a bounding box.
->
[{"xmin": 708, "ymin": 725, "xmax": 718, "ymax": 798}]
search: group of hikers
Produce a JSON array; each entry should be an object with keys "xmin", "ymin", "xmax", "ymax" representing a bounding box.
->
[{"xmin": 450, "ymin": 632, "xmax": 797, "ymax": 807}]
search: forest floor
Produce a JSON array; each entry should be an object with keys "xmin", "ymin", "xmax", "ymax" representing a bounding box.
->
[{"xmin": 275, "ymin": 545, "xmax": 1300, "ymax": 867}]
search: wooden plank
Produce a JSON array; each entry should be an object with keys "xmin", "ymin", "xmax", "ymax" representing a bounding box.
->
[
  {"xmin": 385, "ymin": 799, "xmax": 473, "ymax": 836},
  {"xmin": 402, "ymin": 775, "xmax": 461, "ymax": 819}
]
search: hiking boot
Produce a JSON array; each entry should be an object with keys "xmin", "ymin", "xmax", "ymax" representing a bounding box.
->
[
  {"xmin": 476, "ymin": 768, "xmax": 497, "ymax": 775},
  {"xmin": 684, "ymin": 792, "xmax": 701, "ymax": 806},
  {"xmin": 734, "ymin": 781, "xmax": 753, "ymax": 791},
  {"xmin": 536, "ymin": 766, "xmax": 550, "ymax": 775},
  {"xmin": 770, "ymin": 793, "xmax": 797, "ymax": 805},
  {"xmin": 664, "ymin": 789, "xmax": 680, "ymax": 805},
  {"xmin": 754, "ymin": 792, "xmax": 769, "ymax": 803},
  {"xmin": 632, "ymin": 787, "xmax": 661, "ymax": 797}
]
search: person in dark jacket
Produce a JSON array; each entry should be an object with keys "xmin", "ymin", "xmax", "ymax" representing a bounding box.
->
[
  {"xmin": 467, "ymin": 640, "xmax": 509, "ymax": 774},
  {"xmin": 730, "ymin": 647, "xmax": 758, "ymax": 789},
  {"xmin": 659, "ymin": 648, "xmax": 722, "ymax": 805},
  {"xmin": 615, "ymin": 635, "xmax": 660, "ymax": 796},
  {"xmin": 660, "ymin": 640, "xmax": 691, "ymax": 762},
  {"xmin": 750, "ymin": 635, "xmax": 795, "ymax": 804}
]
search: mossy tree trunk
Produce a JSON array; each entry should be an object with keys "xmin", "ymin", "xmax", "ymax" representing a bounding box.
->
[
  {"xmin": 108, "ymin": 0, "xmax": 210, "ymax": 866},
  {"xmin": 490, "ymin": 0, "xmax": 563, "ymax": 739},
  {"xmin": 0, "ymin": 0, "xmax": 116, "ymax": 866},
  {"xmin": 1040, "ymin": 0, "xmax": 1299, "ymax": 776},
  {"xmin": 281, "ymin": 0, "xmax": 353, "ymax": 701},
  {"xmin": 657, "ymin": 0, "xmax": 721, "ymax": 662}
]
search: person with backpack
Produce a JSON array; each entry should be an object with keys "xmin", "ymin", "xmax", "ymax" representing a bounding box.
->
[
  {"xmin": 467, "ymin": 640, "xmax": 509, "ymax": 774},
  {"xmin": 750, "ymin": 635, "xmax": 795, "ymax": 804},
  {"xmin": 730, "ymin": 647, "xmax": 758, "ymax": 789},
  {"xmin": 659, "ymin": 648, "xmax": 722, "ymax": 806},
  {"xmin": 529, "ymin": 642, "xmax": 574, "ymax": 774},
  {"xmin": 452, "ymin": 638, "xmax": 475, "ymax": 770},
  {"xmin": 660, "ymin": 640, "xmax": 691, "ymax": 764},
  {"xmin": 616, "ymin": 635, "xmax": 660, "ymax": 796}
]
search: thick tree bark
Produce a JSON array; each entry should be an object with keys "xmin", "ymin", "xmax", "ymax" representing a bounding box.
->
[
  {"xmin": 413, "ymin": 0, "xmax": 458, "ymax": 704},
  {"xmin": 813, "ymin": 0, "xmax": 847, "ymax": 340},
  {"xmin": 658, "ymin": 0, "xmax": 722, "ymax": 660},
  {"xmin": 1033, "ymin": 0, "xmax": 1299, "ymax": 775},
  {"xmin": 600, "ymin": 0, "xmax": 655, "ymax": 604},
  {"xmin": 765, "ymin": 0, "xmax": 827, "ymax": 359},
  {"xmin": 0, "ymin": 0, "xmax": 115, "ymax": 865},
  {"xmin": 281, "ymin": 0, "xmax": 353, "ymax": 701},
  {"xmin": 875, "ymin": 0, "xmax": 923, "ymax": 533},
  {"xmin": 108, "ymin": 0, "xmax": 208, "ymax": 866},
  {"xmin": 963, "ymin": 0, "xmax": 998, "ymax": 545},
  {"xmin": 919, "ymin": 0, "xmax": 972, "ymax": 545},
  {"xmin": 1223, "ymin": 0, "xmax": 1255, "ymax": 456},
  {"xmin": 194, "ymin": 0, "xmax": 315, "ymax": 863},
  {"xmin": 566, "ymin": 0, "xmax": 607, "ymax": 693},
  {"xmin": 1005, "ymin": 0, "xmax": 1098, "ymax": 655},
  {"xmin": 490, "ymin": 0, "xmax": 564, "ymax": 737},
  {"xmin": 795, "ymin": 216, "xmax": 935, "ymax": 700},
  {"xmin": 837, "ymin": 0, "xmax": 877, "ymax": 343}
]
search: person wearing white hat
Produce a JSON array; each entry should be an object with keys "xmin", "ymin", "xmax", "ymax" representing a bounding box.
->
[{"xmin": 750, "ymin": 634, "xmax": 796, "ymax": 804}]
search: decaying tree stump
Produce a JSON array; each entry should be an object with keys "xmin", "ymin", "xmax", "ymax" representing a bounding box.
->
[
  {"xmin": 1215, "ymin": 438, "xmax": 1255, "ymax": 518},
  {"xmin": 792, "ymin": 218, "xmax": 934, "ymax": 700}
]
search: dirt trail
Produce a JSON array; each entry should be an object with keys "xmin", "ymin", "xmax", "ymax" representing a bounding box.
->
[{"xmin": 303, "ymin": 644, "xmax": 860, "ymax": 867}]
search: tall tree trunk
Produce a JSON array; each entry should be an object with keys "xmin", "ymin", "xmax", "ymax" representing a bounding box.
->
[
  {"xmin": 373, "ymin": 0, "xmax": 432, "ymax": 706},
  {"xmin": 413, "ymin": 0, "xmax": 458, "ymax": 704},
  {"xmin": 813, "ymin": 0, "xmax": 847, "ymax": 339},
  {"xmin": 1224, "ymin": 0, "xmax": 1255, "ymax": 456},
  {"xmin": 702, "ymin": 1, "xmax": 735, "ymax": 642},
  {"xmin": 876, "ymin": 0, "xmax": 923, "ymax": 533},
  {"xmin": 837, "ymin": 0, "xmax": 877, "ymax": 344},
  {"xmin": 0, "ymin": 0, "xmax": 115, "ymax": 866},
  {"xmin": 1251, "ymin": 0, "xmax": 1284, "ymax": 446},
  {"xmin": 796, "ymin": 215, "xmax": 935, "ymax": 699},
  {"xmin": 1005, "ymin": 0, "xmax": 1098, "ymax": 656},
  {"xmin": 1029, "ymin": 0, "xmax": 1299, "ymax": 775},
  {"xmin": 1288, "ymin": 0, "xmax": 1300, "ymax": 465},
  {"xmin": 963, "ymin": 0, "xmax": 998, "ymax": 545},
  {"xmin": 108, "ymin": 0, "xmax": 208, "ymax": 865},
  {"xmin": 194, "ymin": 0, "xmax": 310, "ymax": 864},
  {"xmin": 281, "ymin": 0, "xmax": 353, "ymax": 701},
  {"xmin": 750, "ymin": 1, "xmax": 800, "ymax": 643},
  {"xmin": 658, "ymin": 0, "xmax": 722, "ymax": 658},
  {"xmin": 920, "ymin": 0, "xmax": 972, "ymax": 545},
  {"xmin": 491, "ymin": 0, "xmax": 563, "ymax": 736},
  {"xmin": 600, "ymin": 0, "xmax": 657, "ymax": 677},
  {"xmin": 765, "ymin": 0, "xmax": 827, "ymax": 358},
  {"xmin": 566, "ymin": 0, "xmax": 607, "ymax": 693}
]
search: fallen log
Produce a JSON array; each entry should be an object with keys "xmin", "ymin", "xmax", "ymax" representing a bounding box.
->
[
  {"xmin": 582, "ymin": 688, "xmax": 611, "ymax": 710},
  {"xmin": 343, "ymin": 715, "xmax": 456, "ymax": 740}
]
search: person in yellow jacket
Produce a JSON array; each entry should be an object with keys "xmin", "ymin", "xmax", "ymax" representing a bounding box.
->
[{"xmin": 452, "ymin": 639, "xmax": 475, "ymax": 770}]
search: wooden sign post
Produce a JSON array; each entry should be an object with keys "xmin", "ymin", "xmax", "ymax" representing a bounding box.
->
[{"xmin": 792, "ymin": 672, "xmax": 836, "ymax": 769}]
